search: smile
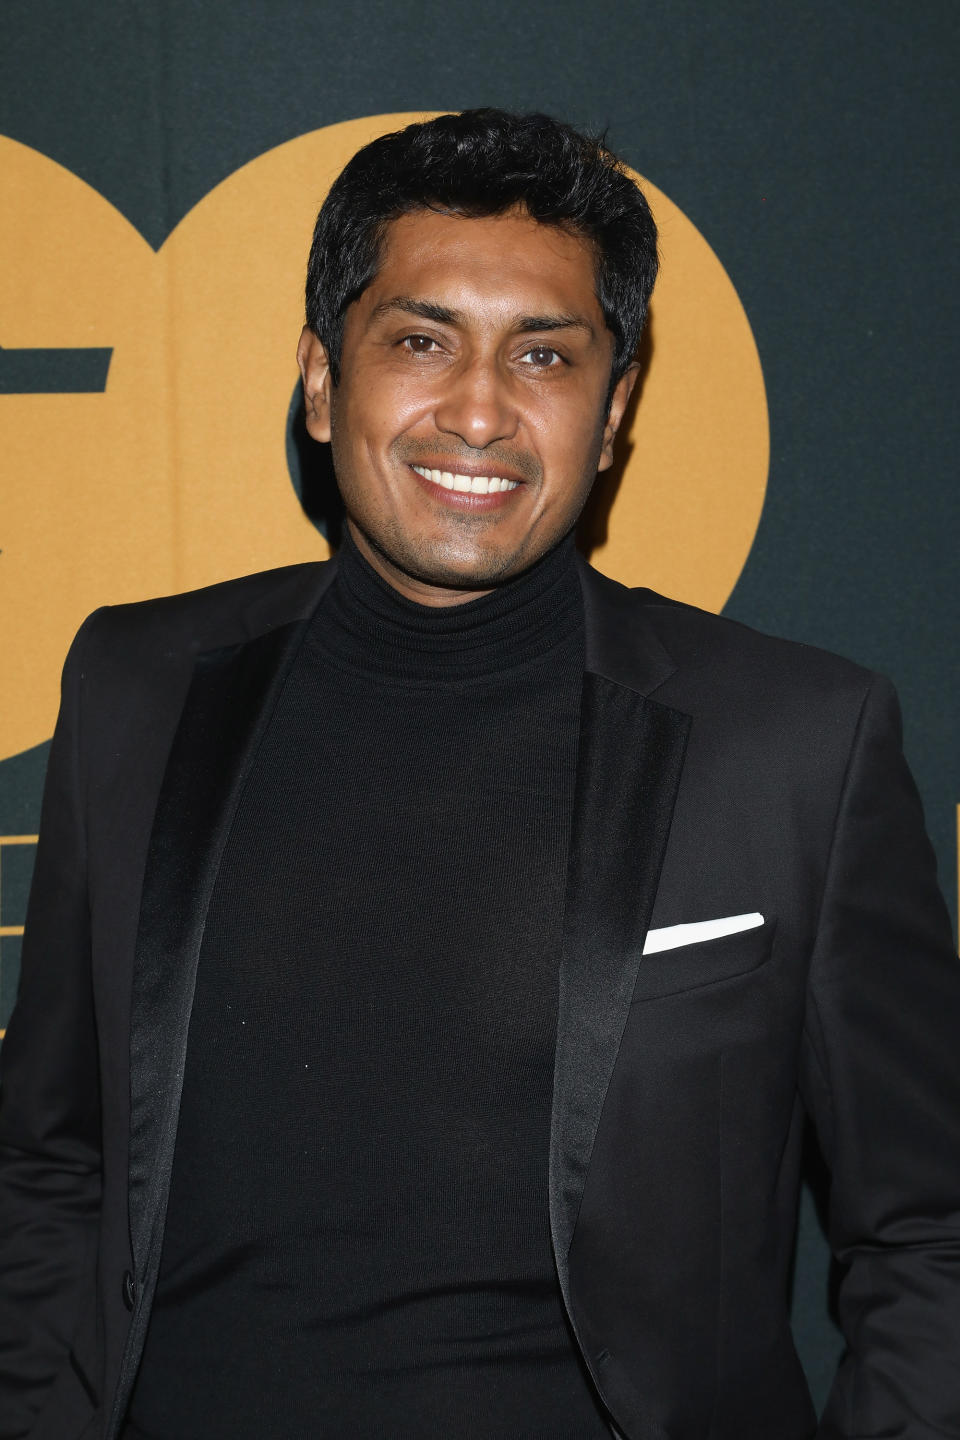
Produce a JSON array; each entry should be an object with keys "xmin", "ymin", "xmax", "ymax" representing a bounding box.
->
[{"xmin": 411, "ymin": 464, "xmax": 520, "ymax": 495}]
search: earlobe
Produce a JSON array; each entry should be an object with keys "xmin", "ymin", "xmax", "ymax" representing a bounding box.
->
[
  {"xmin": 297, "ymin": 325, "xmax": 333, "ymax": 443},
  {"xmin": 597, "ymin": 362, "xmax": 640, "ymax": 472}
]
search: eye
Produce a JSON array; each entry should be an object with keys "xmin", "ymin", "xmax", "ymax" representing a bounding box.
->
[
  {"xmin": 401, "ymin": 334, "xmax": 440, "ymax": 354},
  {"xmin": 519, "ymin": 344, "xmax": 563, "ymax": 368}
]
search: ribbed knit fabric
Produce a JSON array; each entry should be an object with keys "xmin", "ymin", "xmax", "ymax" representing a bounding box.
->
[{"xmin": 127, "ymin": 534, "xmax": 611, "ymax": 1439}]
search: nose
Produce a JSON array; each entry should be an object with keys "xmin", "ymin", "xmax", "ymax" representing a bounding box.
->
[{"xmin": 433, "ymin": 354, "xmax": 519, "ymax": 450}]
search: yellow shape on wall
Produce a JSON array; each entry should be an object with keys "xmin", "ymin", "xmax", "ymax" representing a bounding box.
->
[{"xmin": 0, "ymin": 834, "xmax": 38, "ymax": 1038}]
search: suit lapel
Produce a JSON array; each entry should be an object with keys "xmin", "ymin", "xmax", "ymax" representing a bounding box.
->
[
  {"xmin": 112, "ymin": 612, "xmax": 314, "ymax": 1433},
  {"xmin": 550, "ymin": 565, "xmax": 691, "ymax": 1306}
]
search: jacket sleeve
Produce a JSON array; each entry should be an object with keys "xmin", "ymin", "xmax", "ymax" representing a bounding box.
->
[
  {"xmin": 800, "ymin": 673, "xmax": 960, "ymax": 1439},
  {"xmin": 0, "ymin": 615, "xmax": 103, "ymax": 1440}
]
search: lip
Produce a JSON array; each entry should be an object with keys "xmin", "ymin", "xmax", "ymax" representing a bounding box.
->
[{"xmin": 407, "ymin": 462, "xmax": 526, "ymax": 508}]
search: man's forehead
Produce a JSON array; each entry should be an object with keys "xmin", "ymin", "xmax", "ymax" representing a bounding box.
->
[{"xmin": 359, "ymin": 207, "xmax": 605, "ymax": 327}]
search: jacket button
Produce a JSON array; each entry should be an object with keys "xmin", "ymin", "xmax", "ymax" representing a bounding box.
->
[{"xmin": 122, "ymin": 1270, "xmax": 136, "ymax": 1310}]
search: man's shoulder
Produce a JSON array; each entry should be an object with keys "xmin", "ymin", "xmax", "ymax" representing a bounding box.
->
[
  {"xmin": 650, "ymin": 587, "xmax": 870, "ymax": 680},
  {"xmin": 580, "ymin": 562, "xmax": 877, "ymax": 708},
  {"xmin": 79, "ymin": 559, "xmax": 333, "ymax": 659}
]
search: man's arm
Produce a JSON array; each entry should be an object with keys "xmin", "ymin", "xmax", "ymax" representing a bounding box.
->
[
  {"xmin": 800, "ymin": 673, "xmax": 960, "ymax": 1438},
  {"xmin": 0, "ymin": 616, "xmax": 103, "ymax": 1440}
]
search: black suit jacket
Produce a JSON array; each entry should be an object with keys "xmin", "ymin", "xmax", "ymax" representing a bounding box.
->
[{"xmin": 1, "ymin": 555, "xmax": 958, "ymax": 1440}]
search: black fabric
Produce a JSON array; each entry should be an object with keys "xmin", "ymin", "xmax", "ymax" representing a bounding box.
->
[
  {"xmin": 7, "ymin": 557, "xmax": 958, "ymax": 1440},
  {"xmin": 115, "ymin": 620, "xmax": 311, "ymax": 1439},
  {"xmin": 128, "ymin": 537, "xmax": 612, "ymax": 1438},
  {"xmin": 550, "ymin": 678, "xmax": 690, "ymax": 1279}
]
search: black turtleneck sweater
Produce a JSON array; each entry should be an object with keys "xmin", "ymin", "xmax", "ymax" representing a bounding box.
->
[{"xmin": 127, "ymin": 535, "xmax": 611, "ymax": 1439}]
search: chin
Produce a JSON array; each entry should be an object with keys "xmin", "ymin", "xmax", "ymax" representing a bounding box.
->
[
  {"xmin": 372, "ymin": 528, "xmax": 527, "ymax": 590},
  {"xmin": 405, "ymin": 549, "xmax": 519, "ymax": 590}
]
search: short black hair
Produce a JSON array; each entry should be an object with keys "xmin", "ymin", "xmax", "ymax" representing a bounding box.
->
[{"xmin": 305, "ymin": 108, "xmax": 658, "ymax": 387}]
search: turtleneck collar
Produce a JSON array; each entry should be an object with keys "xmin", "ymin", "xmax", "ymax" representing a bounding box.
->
[{"xmin": 309, "ymin": 528, "xmax": 584, "ymax": 684}]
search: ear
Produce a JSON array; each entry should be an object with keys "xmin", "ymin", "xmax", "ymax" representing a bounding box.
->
[
  {"xmin": 297, "ymin": 326, "xmax": 333, "ymax": 443},
  {"xmin": 597, "ymin": 362, "xmax": 640, "ymax": 473}
]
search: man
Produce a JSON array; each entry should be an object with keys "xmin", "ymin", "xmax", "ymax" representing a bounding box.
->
[{"xmin": 0, "ymin": 109, "xmax": 957, "ymax": 1440}]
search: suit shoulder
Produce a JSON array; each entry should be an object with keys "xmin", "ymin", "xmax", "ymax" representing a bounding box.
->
[
  {"xmin": 581, "ymin": 559, "xmax": 879, "ymax": 711},
  {"xmin": 76, "ymin": 561, "xmax": 330, "ymax": 659},
  {"xmin": 648, "ymin": 589, "xmax": 871, "ymax": 685}
]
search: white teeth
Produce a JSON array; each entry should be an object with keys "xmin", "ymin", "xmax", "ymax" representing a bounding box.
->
[{"xmin": 412, "ymin": 464, "xmax": 519, "ymax": 495}]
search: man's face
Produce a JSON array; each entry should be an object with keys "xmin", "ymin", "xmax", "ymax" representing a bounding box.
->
[{"xmin": 298, "ymin": 207, "xmax": 637, "ymax": 605}]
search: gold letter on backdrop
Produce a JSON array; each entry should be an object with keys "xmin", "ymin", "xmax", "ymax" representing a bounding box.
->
[{"xmin": 0, "ymin": 114, "xmax": 768, "ymax": 761}]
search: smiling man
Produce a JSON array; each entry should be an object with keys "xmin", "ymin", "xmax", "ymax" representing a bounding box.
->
[
  {"xmin": 1, "ymin": 110, "xmax": 959, "ymax": 1440},
  {"xmin": 297, "ymin": 205, "xmax": 635, "ymax": 601}
]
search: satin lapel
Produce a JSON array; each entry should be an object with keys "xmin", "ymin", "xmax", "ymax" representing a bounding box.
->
[
  {"xmin": 551, "ymin": 570, "xmax": 691, "ymax": 1308},
  {"xmin": 111, "ymin": 617, "xmax": 309, "ymax": 1434}
]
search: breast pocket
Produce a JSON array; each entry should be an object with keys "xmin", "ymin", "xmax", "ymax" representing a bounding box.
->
[{"xmin": 630, "ymin": 917, "xmax": 777, "ymax": 1003}]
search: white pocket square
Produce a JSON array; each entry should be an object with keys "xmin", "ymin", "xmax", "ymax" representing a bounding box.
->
[{"xmin": 642, "ymin": 912, "xmax": 764, "ymax": 955}]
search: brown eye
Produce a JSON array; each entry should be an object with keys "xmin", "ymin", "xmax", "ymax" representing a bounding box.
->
[
  {"xmin": 404, "ymin": 334, "xmax": 437, "ymax": 353},
  {"xmin": 522, "ymin": 345, "xmax": 560, "ymax": 367}
]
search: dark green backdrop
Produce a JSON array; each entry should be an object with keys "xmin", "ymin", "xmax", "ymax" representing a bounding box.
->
[{"xmin": 1, "ymin": 0, "xmax": 957, "ymax": 1413}]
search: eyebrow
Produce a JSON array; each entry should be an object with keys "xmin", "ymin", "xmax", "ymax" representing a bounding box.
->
[
  {"xmin": 370, "ymin": 297, "xmax": 460, "ymax": 326},
  {"xmin": 368, "ymin": 295, "xmax": 595, "ymax": 337}
]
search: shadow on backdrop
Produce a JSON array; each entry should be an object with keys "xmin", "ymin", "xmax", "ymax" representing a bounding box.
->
[
  {"xmin": 286, "ymin": 380, "xmax": 345, "ymax": 548},
  {"xmin": 576, "ymin": 323, "xmax": 653, "ymax": 559}
]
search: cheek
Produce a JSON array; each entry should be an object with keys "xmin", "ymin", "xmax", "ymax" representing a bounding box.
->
[
  {"xmin": 537, "ymin": 404, "xmax": 607, "ymax": 485},
  {"xmin": 357, "ymin": 354, "xmax": 436, "ymax": 414},
  {"xmin": 330, "ymin": 387, "xmax": 384, "ymax": 455}
]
